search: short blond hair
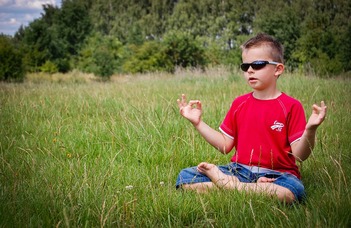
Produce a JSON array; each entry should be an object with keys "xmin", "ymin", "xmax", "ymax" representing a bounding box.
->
[{"xmin": 241, "ymin": 33, "xmax": 284, "ymax": 63}]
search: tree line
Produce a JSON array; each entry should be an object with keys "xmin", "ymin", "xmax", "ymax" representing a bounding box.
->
[{"xmin": 1, "ymin": 0, "xmax": 350, "ymax": 81}]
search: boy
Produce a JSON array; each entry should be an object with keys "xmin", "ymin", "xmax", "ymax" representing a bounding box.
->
[{"xmin": 176, "ymin": 33, "xmax": 327, "ymax": 203}]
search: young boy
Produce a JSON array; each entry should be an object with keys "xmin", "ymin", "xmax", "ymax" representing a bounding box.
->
[{"xmin": 176, "ymin": 33, "xmax": 327, "ymax": 203}]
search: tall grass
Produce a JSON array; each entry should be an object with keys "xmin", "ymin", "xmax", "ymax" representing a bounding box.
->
[{"xmin": 1, "ymin": 69, "xmax": 350, "ymax": 227}]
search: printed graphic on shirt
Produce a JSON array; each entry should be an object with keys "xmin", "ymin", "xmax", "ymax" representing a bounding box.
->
[{"xmin": 271, "ymin": 120, "xmax": 284, "ymax": 132}]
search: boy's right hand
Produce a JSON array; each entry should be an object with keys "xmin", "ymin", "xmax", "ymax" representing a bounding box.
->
[
  {"xmin": 306, "ymin": 101, "xmax": 327, "ymax": 130},
  {"xmin": 177, "ymin": 94, "xmax": 202, "ymax": 126}
]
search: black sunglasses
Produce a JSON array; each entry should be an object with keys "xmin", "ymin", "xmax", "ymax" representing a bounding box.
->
[{"xmin": 240, "ymin": 60, "xmax": 280, "ymax": 72}]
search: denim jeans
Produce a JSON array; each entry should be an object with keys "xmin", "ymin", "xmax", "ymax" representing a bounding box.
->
[{"xmin": 176, "ymin": 162, "xmax": 306, "ymax": 202}]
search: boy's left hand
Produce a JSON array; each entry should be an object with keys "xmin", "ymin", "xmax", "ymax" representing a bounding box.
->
[{"xmin": 306, "ymin": 101, "xmax": 327, "ymax": 130}]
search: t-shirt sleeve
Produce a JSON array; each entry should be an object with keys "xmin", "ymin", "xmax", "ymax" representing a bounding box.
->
[
  {"xmin": 288, "ymin": 102, "xmax": 307, "ymax": 144},
  {"xmin": 219, "ymin": 101, "xmax": 237, "ymax": 140}
]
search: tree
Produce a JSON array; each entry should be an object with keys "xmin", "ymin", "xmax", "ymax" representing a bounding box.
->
[
  {"xmin": 122, "ymin": 41, "xmax": 173, "ymax": 73},
  {"xmin": 57, "ymin": 0, "xmax": 92, "ymax": 56},
  {"xmin": 9, "ymin": 0, "xmax": 351, "ymax": 77},
  {"xmin": 254, "ymin": 0, "xmax": 303, "ymax": 69},
  {"xmin": 162, "ymin": 31, "xmax": 207, "ymax": 70},
  {"xmin": 77, "ymin": 33, "xmax": 122, "ymax": 77},
  {"xmin": 0, "ymin": 35, "xmax": 25, "ymax": 81},
  {"xmin": 90, "ymin": 0, "xmax": 151, "ymax": 44},
  {"xmin": 293, "ymin": 0, "xmax": 350, "ymax": 75},
  {"xmin": 15, "ymin": 2, "xmax": 91, "ymax": 73}
]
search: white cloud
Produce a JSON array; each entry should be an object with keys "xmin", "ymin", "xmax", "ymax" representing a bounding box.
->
[
  {"xmin": 0, "ymin": 0, "xmax": 57, "ymax": 9},
  {"xmin": 0, "ymin": 0, "xmax": 61, "ymax": 35},
  {"xmin": 9, "ymin": 17, "xmax": 17, "ymax": 24}
]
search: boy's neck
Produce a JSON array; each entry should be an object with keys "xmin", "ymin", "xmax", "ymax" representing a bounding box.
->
[{"xmin": 252, "ymin": 90, "xmax": 282, "ymax": 100}]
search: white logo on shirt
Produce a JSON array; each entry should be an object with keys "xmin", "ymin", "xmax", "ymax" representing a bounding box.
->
[{"xmin": 271, "ymin": 121, "xmax": 284, "ymax": 132}]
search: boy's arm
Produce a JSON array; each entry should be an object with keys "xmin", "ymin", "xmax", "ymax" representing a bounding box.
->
[
  {"xmin": 177, "ymin": 94, "xmax": 234, "ymax": 154},
  {"xmin": 291, "ymin": 101, "xmax": 327, "ymax": 161},
  {"xmin": 194, "ymin": 120, "xmax": 234, "ymax": 154}
]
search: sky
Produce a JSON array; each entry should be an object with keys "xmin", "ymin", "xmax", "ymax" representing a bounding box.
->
[{"xmin": 0, "ymin": 0, "xmax": 62, "ymax": 36}]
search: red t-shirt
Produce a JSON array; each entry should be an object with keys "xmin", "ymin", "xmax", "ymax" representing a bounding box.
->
[{"xmin": 219, "ymin": 92, "xmax": 306, "ymax": 178}]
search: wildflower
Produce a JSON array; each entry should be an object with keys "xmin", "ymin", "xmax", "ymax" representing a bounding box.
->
[
  {"xmin": 160, "ymin": 181, "xmax": 165, "ymax": 186},
  {"xmin": 53, "ymin": 138, "xmax": 57, "ymax": 143},
  {"xmin": 66, "ymin": 153, "xmax": 72, "ymax": 158},
  {"xmin": 125, "ymin": 185, "xmax": 133, "ymax": 190}
]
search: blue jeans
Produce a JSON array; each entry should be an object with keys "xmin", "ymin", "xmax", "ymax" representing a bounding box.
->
[{"xmin": 176, "ymin": 162, "xmax": 306, "ymax": 202}]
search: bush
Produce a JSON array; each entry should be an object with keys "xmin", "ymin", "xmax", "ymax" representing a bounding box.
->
[
  {"xmin": 122, "ymin": 32, "xmax": 209, "ymax": 74},
  {"xmin": 77, "ymin": 33, "xmax": 122, "ymax": 77},
  {"xmin": 0, "ymin": 35, "xmax": 25, "ymax": 82},
  {"xmin": 310, "ymin": 50, "xmax": 344, "ymax": 76},
  {"xmin": 162, "ymin": 31, "xmax": 208, "ymax": 70},
  {"xmin": 122, "ymin": 42, "xmax": 173, "ymax": 73},
  {"xmin": 203, "ymin": 37, "xmax": 242, "ymax": 68},
  {"xmin": 40, "ymin": 60, "xmax": 58, "ymax": 74}
]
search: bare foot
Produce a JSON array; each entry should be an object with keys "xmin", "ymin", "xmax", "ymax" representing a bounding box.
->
[
  {"xmin": 257, "ymin": 177, "xmax": 276, "ymax": 183},
  {"xmin": 197, "ymin": 162, "xmax": 239, "ymax": 189}
]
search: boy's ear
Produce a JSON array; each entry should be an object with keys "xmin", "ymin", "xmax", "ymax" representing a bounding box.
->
[{"xmin": 275, "ymin": 63, "xmax": 284, "ymax": 77}]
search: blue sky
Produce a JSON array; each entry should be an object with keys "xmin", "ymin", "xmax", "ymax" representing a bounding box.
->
[{"xmin": 0, "ymin": 0, "xmax": 61, "ymax": 36}]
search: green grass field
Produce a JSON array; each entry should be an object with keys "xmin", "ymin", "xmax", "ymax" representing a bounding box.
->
[{"xmin": 1, "ymin": 69, "xmax": 351, "ymax": 227}]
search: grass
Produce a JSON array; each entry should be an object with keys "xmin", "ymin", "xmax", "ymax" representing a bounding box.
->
[{"xmin": 1, "ymin": 68, "xmax": 351, "ymax": 227}]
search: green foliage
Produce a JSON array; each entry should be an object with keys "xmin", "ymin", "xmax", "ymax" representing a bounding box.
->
[
  {"xmin": 77, "ymin": 33, "xmax": 122, "ymax": 77},
  {"xmin": 0, "ymin": 35, "xmax": 25, "ymax": 81},
  {"xmin": 17, "ymin": 19, "xmax": 50, "ymax": 72},
  {"xmin": 122, "ymin": 41, "xmax": 173, "ymax": 73},
  {"xmin": 252, "ymin": 0, "xmax": 351, "ymax": 75},
  {"xmin": 7, "ymin": 0, "xmax": 351, "ymax": 78},
  {"xmin": 57, "ymin": 0, "xmax": 92, "ymax": 56},
  {"xmin": 203, "ymin": 36, "xmax": 242, "ymax": 67},
  {"xmin": 162, "ymin": 31, "xmax": 207, "ymax": 70},
  {"xmin": 340, "ymin": 25, "xmax": 351, "ymax": 72},
  {"xmin": 122, "ymin": 32, "xmax": 208, "ymax": 74},
  {"xmin": 254, "ymin": 0, "xmax": 302, "ymax": 69},
  {"xmin": 16, "ymin": 2, "xmax": 91, "ymax": 73},
  {"xmin": 39, "ymin": 60, "xmax": 58, "ymax": 74}
]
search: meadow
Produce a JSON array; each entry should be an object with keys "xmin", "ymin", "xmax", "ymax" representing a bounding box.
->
[{"xmin": 1, "ymin": 68, "xmax": 350, "ymax": 227}]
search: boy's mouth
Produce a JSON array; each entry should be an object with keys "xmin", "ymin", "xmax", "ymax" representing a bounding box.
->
[{"xmin": 249, "ymin": 77, "xmax": 258, "ymax": 81}]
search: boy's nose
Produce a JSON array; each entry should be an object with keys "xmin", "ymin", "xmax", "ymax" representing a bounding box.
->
[{"xmin": 247, "ymin": 66, "xmax": 254, "ymax": 73}]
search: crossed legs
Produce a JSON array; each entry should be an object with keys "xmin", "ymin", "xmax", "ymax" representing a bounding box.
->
[{"xmin": 181, "ymin": 162, "xmax": 296, "ymax": 203}]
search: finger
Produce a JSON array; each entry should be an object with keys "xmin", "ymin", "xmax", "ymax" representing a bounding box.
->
[
  {"xmin": 177, "ymin": 99, "xmax": 182, "ymax": 108},
  {"xmin": 315, "ymin": 101, "xmax": 326, "ymax": 109},
  {"xmin": 312, "ymin": 103, "xmax": 323, "ymax": 113},
  {"xmin": 197, "ymin": 167, "xmax": 204, "ymax": 174},
  {"xmin": 313, "ymin": 101, "xmax": 327, "ymax": 113},
  {"xmin": 319, "ymin": 101, "xmax": 327, "ymax": 120},
  {"xmin": 312, "ymin": 103, "xmax": 327, "ymax": 121},
  {"xmin": 181, "ymin": 94, "xmax": 186, "ymax": 104},
  {"xmin": 197, "ymin": 162, "xmax": 208, "ymax": 172},
  {"xmin": 188, "ymin": 100, "xmax": 201, "ymax": 108},
  {"xmin": 197, "ymin": 101, "xmax": 202, "ymax": 110},
  {"xmin": 320, "ymin": 101, "xmax": 327, "ymax": 112},
  {"xmin": 177, "ymin": 94, "xmax": 187, "ymax": 108},
  {"xmin": 197, "ymin": 165, "xmax": 203, "ymax": 173},
  {"xmin": 312, "ymin": 104, "xmax": 320, "ymax": 112},
  {"xmin": 257, "ymin": 177, "xmax": 276, "ymax": 183},
  {"xmin": 198, "ymin": 162, "xmax": 207, "ymax": 167},
  {"xmin": 320, "ymin": 101, "xmax": 325, "ymax": 108}
]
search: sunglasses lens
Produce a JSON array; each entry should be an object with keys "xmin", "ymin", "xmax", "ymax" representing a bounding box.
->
[
  {"xmin": 240, "ymin": 63, "xmax": 250, "ymax": 72},
  {"xmin": 240, "ymin": 61, "xmax": 269, "ymax": 71},
  {"xmin": 251, "ymin": 61, "xmax": 267, "ymax": 70}
]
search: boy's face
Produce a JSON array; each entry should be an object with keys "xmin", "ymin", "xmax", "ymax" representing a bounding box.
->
[{"xmin": 241, "ymin": 46, "xmax": 284, "ymax": 92}]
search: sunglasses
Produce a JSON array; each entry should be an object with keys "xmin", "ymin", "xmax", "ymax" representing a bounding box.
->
[{"xmin": 240, "ymin": 60, "xmax": 280, "ymax": 72}]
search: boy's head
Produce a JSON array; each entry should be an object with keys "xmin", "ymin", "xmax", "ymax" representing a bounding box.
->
[{"xmin": 240, "ymin": 33, "xmax": 284, "ymax": 64}]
